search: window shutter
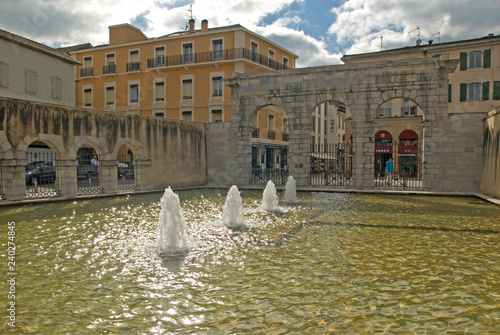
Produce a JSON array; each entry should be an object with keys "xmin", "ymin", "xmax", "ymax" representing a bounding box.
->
[
  {"xmin": 460, "ymin": 83, "xmax": 467, "ymax": 101},
  {"xmin": 483, "ymin": 49, "xmax": 491, "ymax": 68},
  {"xmin": 460, "ymin": 52, "xmax": 467, "ymax": 71},
  {"xmin": 493, "ymin": 81, "xmax": 500, "ymax": 100},
  {"xmin": 482, "ymin": 81, "xmax": 490, "ymax": 101},
  {"xmin": 448, "ymin": 84, "xmax": 452, "ymax": 102}
]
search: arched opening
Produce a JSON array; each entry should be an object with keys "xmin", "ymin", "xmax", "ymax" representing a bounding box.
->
[
  {"xmin": 117, "ymin": 144, "xmax": 135, "ymax": 191},
  {"xmin": 76, "ymin": 144, "xmax": 102, "ymax": 194},
  {"xmin": 250, "ymin": 105, "xmax": 289, "ymax": 185},
  {"xmin": 25, "ymin": 141, "xmax": 58, "ymax": 198},
  {"xmin": 374, "ymin": 130, "xmax": 393, "ymax": 177},
  {"xmin": 398, "ymin": 129, "xmax": 419, "ymax": 178},
  {"xmin": 309, "ymin": 101, "xmax": 352, "ymax": 186}
]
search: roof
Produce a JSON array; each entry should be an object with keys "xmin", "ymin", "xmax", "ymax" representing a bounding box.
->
[
  {"xmin": 65, "ymin": 22, "xmax": 298, "ymax": 59},
  {"xmin": 0, "ymin": 28, "xmax": 80, "ymax": 65},
  {"xmin": 342, "ymin": 33, "xmax": 500, "ymax": 62}
]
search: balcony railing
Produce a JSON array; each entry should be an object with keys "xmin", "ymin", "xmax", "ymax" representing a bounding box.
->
[
  {"xmin": 127, "ymin": 62, "xmax": 141, "ymax": 72},
  {"xmin": 251, "ymin": 127, "xmax": 259, "ymax": 139},
  {"xmin": 282, "ymin": 132, "xmax": 289, "ymax": 142},
  {"xmin": 145, "ymin": 48, "xmax": 287, "ymax": 70},
  {"xmin": 103, "ymin": 63, "xmax": 116, "ymax": 75},
  {"xmin": 267, "ymin": 130, "xmax": 276, "ymax": 140},
  {"xmin": 81, "ymin": 67, "xmax": 93, "ymax": 77}
]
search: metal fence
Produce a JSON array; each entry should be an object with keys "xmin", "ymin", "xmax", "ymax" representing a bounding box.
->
[
  {"xmin": 251, "ymin": 144, "xmax": 288, "ymax": 185},
  {"xmin": 309, "ymin": 143, "xmax": 353, "ymax": 187},
  {"xmin": 117, "ymin": 154, "xmax": 136, "ymax": 191},
  {"xmin": 77, "ymin": 148, "xmax": 103, "ymax": 195},
  {"xmin": 374, "ymin": 142, "xmax": 422, "ymax": 189},
  {"xmin": 25, "ymin": 149, "xmax": 59, "ymax": 198}
]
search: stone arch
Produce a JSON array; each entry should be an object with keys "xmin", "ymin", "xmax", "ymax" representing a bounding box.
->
[
  {"xmin": 0, "ymin": 131, "xmax": 13, "ymax": 160},
  {"xmin": 16, "ymin": 134, "xmax": 64, "ymax": 160},
  {"xmin": 112, "ymin": 138, "xmax": 144, "ymax": 160},
  {"xmin": 68, "ymin": 136, "xmax": 109, "ymax": 160}
]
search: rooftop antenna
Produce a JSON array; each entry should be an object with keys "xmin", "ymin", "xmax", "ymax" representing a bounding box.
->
[
  {"xmin": 409, "ymin": 26, "xmax": 421, "ymax": 45},
  {"xmin": 180, "ymin": 4, "xmax": 194, "ymax": 30},
  {"xmin": 377, "ymin": 35, "xmax": 383, "ymax": 51},
  {"xmin": 431, "ymin": 32, "xmax": 441, "ymax": 43}
]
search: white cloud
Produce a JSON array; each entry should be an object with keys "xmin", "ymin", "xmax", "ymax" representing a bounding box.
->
[{"xmin": 328, "ymin": 0, "xmax": 500, "ymax": 55}]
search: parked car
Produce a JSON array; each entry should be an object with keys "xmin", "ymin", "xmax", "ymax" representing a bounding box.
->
[
  {"xmin": 118, "ymin": 162, "xmax": 134, "ymax": 179},
  {"xmin": 25, "ymin": 161, "xmax": 56, "ymax": 185},
  {"xmin": 77, "ymin": 162, "xmax": 98, "ymax": 179},
  {"xmin": 25, "ymin": 160, "xmax": 45, "ymax": 172}
]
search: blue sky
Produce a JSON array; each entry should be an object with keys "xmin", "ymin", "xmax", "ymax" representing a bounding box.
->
[{"xmin": 1, "ymin": 0, "xmax": 499, "ymax": 67}]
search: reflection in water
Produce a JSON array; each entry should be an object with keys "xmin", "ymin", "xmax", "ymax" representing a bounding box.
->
[{"xmin": 0, "ymin": 191, "xmax": 499, "ymax": 334}]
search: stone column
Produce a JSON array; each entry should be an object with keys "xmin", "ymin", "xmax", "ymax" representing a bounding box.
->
[
  {"xmin": 135, "ymin": 159, "xmax": 152, "ymax": 191},
  {"xmin": 56, "ymin": 159, "xmax": 78, "ymax": 197},
  {"xmin": 2, "ymin": 160, "xmax": 28, "ymax": 200},
  {"xmin": 100, "ymin": 159, "xmax": 118, "ymax": 193}
]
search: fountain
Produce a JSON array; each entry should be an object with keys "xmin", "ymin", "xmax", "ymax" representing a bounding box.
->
[
  {"xmin": 3, "ymin": 189, "xmax": 499, "ymax": 333},
  {"xmin": 261, "ymin": 180, "xmax": 280, "ymax": 212},
  {"xmin": 222, "ymin": 185, "xmax": 246, "ymax": 228},
  {"xmin": 282, "ymin": 176, "xmax": 298, "ymax": 203},
  {"xmin": 155, "ymin": 187, "xmax": 190, "ymax": 252}
]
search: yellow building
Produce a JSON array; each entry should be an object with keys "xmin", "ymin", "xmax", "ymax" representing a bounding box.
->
[{"xmin": 67, "ymin": 20, "xmax": 297, "ymax": 123}]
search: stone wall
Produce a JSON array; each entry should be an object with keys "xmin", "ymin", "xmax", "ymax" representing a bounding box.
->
[
  {"xmin": 0, "ymin": 98, "xmax": 206, "ymax": 200},
  {"xmin": 481, "ymin": 108, "xmax": 500, "ymax": 198},
  {"xmin": 222, "ymin": 58, "xmax": 487, "ymax": 193}
]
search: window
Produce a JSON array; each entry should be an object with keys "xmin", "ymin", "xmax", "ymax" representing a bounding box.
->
[
  {"xmin": 154, "ymin": 112, "xmax": 165, "ymax": 118},
  {"xmin": 105, "ymin": 85, "xmax": 115, "ymax": 106},
  {"xmin": 155, "ymin": 81, "xmax": 165, "ymax": 102},
  {"xmin": 212, "ymin": 39, "xmax": 223, "ymax": 60},
  {"xmin": 460, "ymin": 49, "xmax": 491, "ymax": 70},
  {"xmin": 181, "ymin": 111, "xmax": 192, "ymax": 121},
  {"xmin": 211, "ymin": 109, "xmax": 223, "ymax": 122},
  {"xmin": 183, "ymin": 43, "xmax": 193, "ymax": 64},
  {"xmin": 155, "ymin": 46, "xmax": 166, "ymax": 67},
  {"xmin": 402, "ymin": 100, "xmax": 416, "ymax": 116},
  {"xmin": 460, "ymin": 82, "xmax": 490, "ymax": 101},
  {"xmin": 0, "ymin": 61, "xmax": 8, "ymax": 88},
  {"xmin": 83, "ymin": 87, "xmax": 92, "ymax": 107},
  {"xmin": 128, "ymin": 50, "xmax": 140, "ymax": 71},
  {"xmin": 268, "ymin": 49, "xmax": 275, "ymax": 68},
  {"xmin": 104, "ymin": 53, "xmax": 115, "ymax": 74},
  {"xmin": 251, "ymin": 41, "xmax": 258, "ymax": 62},
  {"xmin": 129, "ymin": 84, "xmax": 139, "ymax": 104},
  {"xmin": 378, "ymin": 101, "xmax": 390, "ymax": 117},
  {"xmin": 82, "ymin": 56, "xmax": 93, "ymax": 77},
  {"xmin": 182, "ymin": 79, "xmax": 193, "ymax": 100},
  {"xmin": 51, "ymin": 77, "xmax": 62, "ymax": 99},
  {"xmin": 494, "ymin": 81, "xmax": 500, "ymax": 100},
  {"xmin": 283, "ymin": 57, "xmax": 289, "ymax": 69},
  {"xmin": 212, "ymin": 76, "xmax": 223, "ymax": 97},
  {"xmin": 25, "ymin": 70, "xmax": 37, "ymax": 94}
]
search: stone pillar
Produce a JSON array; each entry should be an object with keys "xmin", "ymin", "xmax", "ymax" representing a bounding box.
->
[
  {"xmin": 100, "ymin": 159, "xmax": 118, "ymax": 193},
  {"xmin": 2, "ymin": 160, "xmax": 27, "ymax": 200},
  {"xmin": 56, "ymin": 159, "xmax": 78, "ymax": 197},
  {"xmin": 135, "ymin": 159, "xmax": 152, "ymax": 191}
]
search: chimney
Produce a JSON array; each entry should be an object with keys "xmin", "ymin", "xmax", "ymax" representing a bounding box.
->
[
  {"xmin": 201, "ymin": 19, "xmax": 208, "ymax": 32},
  {"xmin": 189, "ymin": 19, "xmax": 195, "ymax": 33}
]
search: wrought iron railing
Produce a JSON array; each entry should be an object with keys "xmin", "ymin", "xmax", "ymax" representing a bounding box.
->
[
  {"xmin": 251, "ymin": 128, "xmax": 259, "ymax": 139},
  {"xmin": 267, "ymin": 130, "xmax": 276, "ymax": 140},
  {"xmin": 103, "ymin": 63, "xmax": 116, "ymax": 74},
  {"xmin": 145, "ymin": 48, "xmax": 286, "ymax": 70},
  {"xmin": 81, "ymin": 67, "xmax": 93, "ymax": 77},
  {"xmin": 310, "ymin": 143, "xmax": 353, "ymax": 187},
  {"xmin": 127, "ymin": 62, "xmax": 141, "ymax": 72}
]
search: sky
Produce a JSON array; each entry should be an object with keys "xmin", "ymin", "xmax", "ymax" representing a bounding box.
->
[{"xmin": 1, "ymin": 0, "xmax": 500, "ymax": 68}]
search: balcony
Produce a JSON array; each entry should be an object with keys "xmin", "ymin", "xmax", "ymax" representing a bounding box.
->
[
  {"xmin": 282, "ymin": 132, "xmax": 289, "ymax": 142},
  {"xmin": 251, "ymin": 127, "xmax": 259, "ymax": 139},
  {"xmin": 103, "ymin": 63, "xmax": 116, "ymax": 75},
  {"xmin": 127, "ymin": 62, "xmax": 140, "ymax": 72},
  {"xmin": 145, "ymin": 48, "xmax": 287, "ymax": 70},
  {"xmin": 267, "ymin": 130, "xmax": 276, "ymax": 140},
  {"xmin": 81, "ymin": 67, "xmax": 93, "ymax": 77}
]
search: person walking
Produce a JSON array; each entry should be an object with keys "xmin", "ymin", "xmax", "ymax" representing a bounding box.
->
[{"xmin": 386, "ymin": 157, "xmax": 394, "ymax": 185}]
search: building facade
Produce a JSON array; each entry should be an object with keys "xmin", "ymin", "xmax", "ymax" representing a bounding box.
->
[
  {"xmin": 67, "ymin": 20, "xmax": 297, "ymax": 123},
  {"xmin": 341, "ymin": 34, "xmax": 500, "ymax": 180},
  {"xmin": 0, "ymin": 28, "xmax": 79, "ymax": 106}
]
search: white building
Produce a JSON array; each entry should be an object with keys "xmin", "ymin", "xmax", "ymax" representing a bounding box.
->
[{"xmin": 0, "ymin": 28, "xmax": 79, "ymax": 106}]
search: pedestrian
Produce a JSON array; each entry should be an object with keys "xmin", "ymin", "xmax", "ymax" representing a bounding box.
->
[
  {"xmin": 386, "ymin": 157, "xmax": 394, "ymax": 185},
  {"xmin": 91, "ymin": 155, "xmax": 99, "ymax": 174}
]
